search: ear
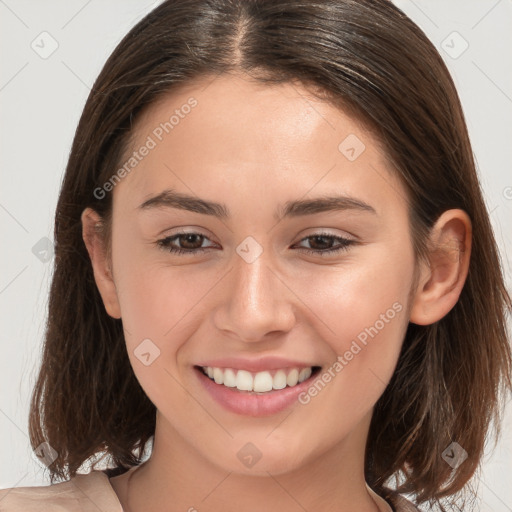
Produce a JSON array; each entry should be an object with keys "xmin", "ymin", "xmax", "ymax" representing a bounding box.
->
[
  {"xmin": 409, "ymin": 209, "xmax": 472, "ymax": 325},
  {"xmin": 81, "ymin": 207, "xmax": 122, "ymax": 319}
]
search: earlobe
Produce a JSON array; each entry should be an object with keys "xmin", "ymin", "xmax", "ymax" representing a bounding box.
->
[
  {"xmin": 81, "ymin": 207, "xmax": 122, "ymax": 319},
  {"xmin": 409, "ymin": 209, "xmax": 472, "ymax": 326}
]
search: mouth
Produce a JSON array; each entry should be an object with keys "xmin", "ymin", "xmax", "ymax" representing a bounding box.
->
[
  {"xmin": 194, "ymin": 364, "xmax": 322, "ymax": 416},
  {"xmin": 197, "ymin": 365, "xmax": 321, "ymax": 393}
]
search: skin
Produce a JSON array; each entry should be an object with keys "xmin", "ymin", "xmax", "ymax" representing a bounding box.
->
[{"xmin": 82, "ymin": 72, "xmax": 471, "ymax": 512}]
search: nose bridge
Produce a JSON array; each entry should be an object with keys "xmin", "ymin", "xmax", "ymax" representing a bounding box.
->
[
  {"xmin": 213, "ymin": 247, "xmax": 295, "ymax": 341},
  {"xmin": 237, "ymin": 254, "xmax": 273, "ymax": 310}
]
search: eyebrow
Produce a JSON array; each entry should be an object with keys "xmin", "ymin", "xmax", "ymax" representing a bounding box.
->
[{"xmin": 137, "ymin": 189, "xmax": 377, "ymax": 219}]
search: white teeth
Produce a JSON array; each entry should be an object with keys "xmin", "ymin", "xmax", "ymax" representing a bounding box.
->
[
  {"xmin": 253, "ymin": 371, "xmax": 273, "ymax": 392},
  {"xmin": 273, "ymin": 370, "xmax": 287, "ymax": 390},
  {"xmin": 213, "ymin": 367, "xmax": 224, "ymax": 384},
  {"xmin": 286, "ymin": 368, "xmax": 299, "ymax": 387},
  {"xmin": 202, "ymin": 366, "xmax": 315, "ymax": 392},
  {"xmin": 223, "ymin": 368, "xmax": 237, "ymax": 387},
  {"xmin": 236, "ymin": 370, "xmax": 253, "ymax": 391},
  {"xmin": 298, "ymin": 367, "xmax": 312, "ymax": 383}
]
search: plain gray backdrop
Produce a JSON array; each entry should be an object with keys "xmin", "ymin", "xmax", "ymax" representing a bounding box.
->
[{"xmin": 1, "ymin": 1, "xmax": 511, "ymax": 510}]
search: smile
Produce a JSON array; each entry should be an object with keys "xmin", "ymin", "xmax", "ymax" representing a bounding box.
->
[
  {"xmin": 200, "ymin": 366, "xmax": 316, "ymax": 393},
  {"xmin": 194, "ymin": 364, "xmax": 322, "ymax": 416}
]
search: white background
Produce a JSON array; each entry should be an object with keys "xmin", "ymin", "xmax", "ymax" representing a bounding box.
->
[{"xmin": 1, "ymin": 1, "xmax": 511, "ymax": 510}]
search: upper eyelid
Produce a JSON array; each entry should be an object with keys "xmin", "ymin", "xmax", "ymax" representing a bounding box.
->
[
  {"xmin": 162, "ymin": 231, "xmax": 218, "ymax": 246},
  {"xmin": 159, "ymin": 230, "xmax": 353, "ymax": 247}
]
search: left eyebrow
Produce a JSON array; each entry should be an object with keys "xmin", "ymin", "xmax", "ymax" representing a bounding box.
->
[
  {"xmin": 279, "ymin": 195, "xmax": 377, "ymax": 218},
  {"xmin": 137, "ymin": 188, "xmax": 377, "ymax": 220}
]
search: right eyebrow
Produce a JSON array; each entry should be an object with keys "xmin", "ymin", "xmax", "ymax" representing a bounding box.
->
[{"xmin": 137, "ymin": 189, "xmax": 229, "ymax": 219}]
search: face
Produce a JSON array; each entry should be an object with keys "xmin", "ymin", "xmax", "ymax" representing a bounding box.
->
[{"xmin": 98, "ymin": 73, "xmax": 417, "ymax": 475}]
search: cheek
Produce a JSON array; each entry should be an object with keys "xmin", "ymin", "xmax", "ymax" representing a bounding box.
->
[
  {"xmin": 110, "ymin": 231, "xmax": 226, "ymax": 378},
  {"xmin": 111, "ymin": 220, "xmax": 195, "ymax": 330},
  {"xmin": 111, "ymin": 251, "xmax": 213, "ymax": 413},
  {"xmin": 293, "ymin": 246, "xmax": 414, "ymax": 419}
]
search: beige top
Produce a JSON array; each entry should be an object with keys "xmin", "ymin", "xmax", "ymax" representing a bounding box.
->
[{"xmin": 0, "ymin": 469, "xmax": 418, "ymax": 511}]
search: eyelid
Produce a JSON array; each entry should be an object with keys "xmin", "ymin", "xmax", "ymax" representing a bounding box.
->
[
  {"xmin": 158, "ymin": 225, "xmax": 216, "ymax": 239},
  {"xmin": 158, "ymin": 228, "xmax": 354, "ymax": 244},
  {"xmin": 295, "ymin": 226, "xmax": 358, "ymax": 241},
  {"xmin": 292, "ymin": 231, "xmax": 356, "ymax": 253},
  {"xmin": 156, "ymin": 229, "xmax": 358, "ymax": 259},
  {"xmin": 159, "ymin": 229, "xmax": 218, "ymax": 247}
]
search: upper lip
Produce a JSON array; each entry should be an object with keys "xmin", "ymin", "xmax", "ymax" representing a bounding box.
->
[{"xmin": 196, "ymin": 356, "xmax": 317, "ymax": 373}]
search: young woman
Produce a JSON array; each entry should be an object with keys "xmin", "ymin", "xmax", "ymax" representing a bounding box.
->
[{"xmin": 1, "ymin": 1, "xmax": 510, "ymax": 511}]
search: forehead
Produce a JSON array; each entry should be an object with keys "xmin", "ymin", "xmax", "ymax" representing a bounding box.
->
[
  {"xmin": 113, "ymin": 73, "xmax": 407, "ymax": 217},
  {"xmin": 131, "ymin": 73, "xmax": 374, "ymax": 161}
]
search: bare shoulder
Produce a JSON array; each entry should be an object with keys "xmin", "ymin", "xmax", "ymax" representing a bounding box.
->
[{"xmin": 0, "ymin": 471, "xmax": 122, "ymax": 512}]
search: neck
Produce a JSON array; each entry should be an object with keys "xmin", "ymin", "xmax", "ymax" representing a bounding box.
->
[{"xmin": 119, "ymin": 412, "xmax": 382, "ymax": 512}]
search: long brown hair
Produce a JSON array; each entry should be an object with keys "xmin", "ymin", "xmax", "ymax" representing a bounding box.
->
[{"xmin": 29, "ymin": 0, "xmax": 511, "ymax": 509}]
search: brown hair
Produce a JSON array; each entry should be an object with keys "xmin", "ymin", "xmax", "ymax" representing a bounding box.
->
[{"xmin": 29, "ymin": 0, "xmax": 511, "ymax": 509}]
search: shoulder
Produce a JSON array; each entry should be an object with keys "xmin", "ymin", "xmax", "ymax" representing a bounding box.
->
[
  {"xmin": 367, "ymin": 483, "xmax": 420, "ymax": 512},
  {"xmin": 0, "ymin": 470, "xmax": 122, "ymax": 512},
  {"xmin": 388, "ymin": 492, "xmax": 422, "ymax": 512}
]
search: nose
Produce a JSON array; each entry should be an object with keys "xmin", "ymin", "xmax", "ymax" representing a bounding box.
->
[{"xmin": 212, "ymin": 250, "xmax": 296, "ymax": 343}]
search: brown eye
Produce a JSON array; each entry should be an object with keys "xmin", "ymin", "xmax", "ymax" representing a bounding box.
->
[
  {"xmin": 308, "ymin": 235, "xmax": 336, "ymax": 250},
  {"xmin": 177, "ymin": 233, "xmax": 205, "ymax": 249},
  {"xmin": 294, "ymin": 233, "xmax": 355, "ymax": 256},
  {"xmin": 156, "ymin": 231, "xmax": 217, "ymax": 255}
]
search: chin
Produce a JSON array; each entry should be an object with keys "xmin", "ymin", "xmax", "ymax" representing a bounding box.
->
[{"xmin": 202, "ymin": 436, "xmax": 317, "ymax": 477}]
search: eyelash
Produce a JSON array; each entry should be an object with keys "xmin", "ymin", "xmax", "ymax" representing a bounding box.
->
[{"xmin": 156, "ymin": 231, "xmax": 356, "ymax": 256}]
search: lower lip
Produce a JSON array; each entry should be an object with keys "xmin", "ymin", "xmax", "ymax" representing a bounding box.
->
[{"xmin": 194, "ymin": 367, "xmax": 319, "ymax": 417}]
